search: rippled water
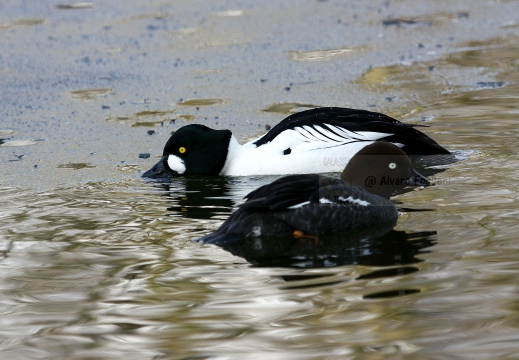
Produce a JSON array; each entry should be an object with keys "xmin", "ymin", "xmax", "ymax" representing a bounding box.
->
[
  {"xmin": 3, "ymin": 77, "xmax": 519, "ymax": 359},
  {"xmin": 3, "ymin": 14, "xmax": 519, "ymax": 360}
]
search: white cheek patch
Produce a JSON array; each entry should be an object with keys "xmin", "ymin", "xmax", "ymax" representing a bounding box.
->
[{"xmin": 167, "ymin": 155, "xmax": 186, "ymax": 174}]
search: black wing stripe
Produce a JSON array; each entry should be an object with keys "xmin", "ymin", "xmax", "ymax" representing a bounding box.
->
[
  {"xmin": 322, "ymin": 123, "xmax": 354, "ymax": 138},
  {"xmin": 308, "ymin": 125, "xmax": 338, "ymax": 142},
  {"xmin": 254, "ymin": 107, "xmax": 401, "ymax": 146}
]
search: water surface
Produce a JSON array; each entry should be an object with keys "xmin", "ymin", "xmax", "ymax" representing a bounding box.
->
[
  {"xmin": 3, "ymin": 2, "xmax": 519, "ymax": 359},
  {"xmin": 3, "ymin": 77, "xmax": 519, "ymax": 358}
]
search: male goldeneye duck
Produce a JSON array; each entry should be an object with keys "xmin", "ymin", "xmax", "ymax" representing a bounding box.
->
[
  {"xmin": 142, "ymin": 107, "xmax": 451, "ymax": 178},
  {"xmin": 197, "ymin": 141, "xmax": 431, "ymax": 246}
]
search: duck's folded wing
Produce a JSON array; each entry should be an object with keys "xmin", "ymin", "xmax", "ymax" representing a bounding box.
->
[
  {"xmin": 241, "ymin": 174, "xmax": 385, "ymax": 211},
  {"xmin": 253, "ymin": 107, "xmax": 450, "ymax": 156},
  {"xmin": 242, "ymin": 174, "xmax": 322, "ymax": 210}
]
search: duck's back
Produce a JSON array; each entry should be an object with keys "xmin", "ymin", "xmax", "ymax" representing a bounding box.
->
[
  {"xmin": 254, "ymin": 107, "xmax": 450, "ymax": 156},
  {"xmin": 223, "ymin": 107, "xmax": 451, "ymax": 176},
  {"xmin": 247, "ymin": 175, "xmax": 398, "ymax": 234}
]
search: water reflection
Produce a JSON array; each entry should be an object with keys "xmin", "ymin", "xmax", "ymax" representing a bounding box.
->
[
  {"xmin": 206, "ymin": 226, "xmax": 437, "ymax": 269},
  {"xmin": 144, "ymin": 165, "xmax": 451, "ymax": 223},
  {"xmin": 144, "ymin": 176, "xmax": 438, "ymax": 269},
  {"xmin": 145, "ymin": 176, "xmax": 235, "ymax": 219}
]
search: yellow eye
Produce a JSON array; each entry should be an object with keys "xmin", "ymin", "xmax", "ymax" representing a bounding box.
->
[{"xmin": 179, "ymin": 147, "xmax": 186, "ymax": 154}]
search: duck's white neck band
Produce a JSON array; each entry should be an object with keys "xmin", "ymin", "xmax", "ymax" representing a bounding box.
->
[{"xmin": 220, "ymin": 135, "xmax": 241, "ymax": 175}]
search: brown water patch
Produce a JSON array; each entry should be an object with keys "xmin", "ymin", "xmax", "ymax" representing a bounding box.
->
[
  {"xmin": 106, "ymin": 109, "xmax": 176, "ymax": 127},
  {"xmin": 57, "ymin": 163, "xmax": 96, "ymax": 170},
  {"xmin": 382, "ymin": 11, "xmax": 469, "ymax": 27},
  {"xmin": 358, "ymin": 37, "xmax": 519, "ymax": 83},
  {"xmin": 132, "ymin": 122, "xmax": 163, "ymax": 127},
  {"xmin": 55, "ymin": 2, "xmax": 94, "ymax": 10},
  {"xmin": 0, "ymin": 139, "xmax": 39, "ymax": 147},
  {"xmin": 446, "ymin": 37, "xmax": 519, "ymax": 81},
  {"xmin": 134, "ymin": 110, "xmax": 175, "ymax": 117},
  {"xmin": 177, "ymin": 114, "xmax": 196, "ymax": 120},
  {"xmin": 288, "ymin": 46, "xmax": 367, "ymax": 62},
  {"xmin": 70, "ymin": 88, "xmax": 113, "ymax": 100},
  {"xmin": 355, "ymin": 63, "xmax": 438, "ymax": 91},
  {"xmin": 354, "ymin": 36, "xmax": 519, "ymax": 122},
  {"xmin": 177, "ymin": 99, "xmax": 224, "ymax": 107},
  {"xmin": 0, "ymin": 18, "xmax": 45, "ymax": 29}
]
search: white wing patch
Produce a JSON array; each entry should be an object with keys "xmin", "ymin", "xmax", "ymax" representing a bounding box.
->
[
  {"xmin": 250, "ymin": 226, "xmax": 262, "ymax": 237},
  {"xmin": 319, "ymin": 198, "xmax": 333, "ymax": 204},
  {"xmin": 319, "ymin": 196, "xmax": 370, "ymax": 206},
  {"xmin": 338, "ymin": 196, "xmax": 370, "ymax": 206},
  {"xmin": 287, "ymin": 201, "xmax": 311, "ymax": 209},
  {"xmin": 293, "ymin": 124, "xmax": 393, "ymax": 144},
  {"xmin": 287, "ymin": 196, "xmax": 370, "ymax": 209}
]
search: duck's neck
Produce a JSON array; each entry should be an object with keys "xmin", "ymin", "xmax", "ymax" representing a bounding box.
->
[{"xmin": 219, "ymin": 135, "xmax": 242, "ymax": 175}]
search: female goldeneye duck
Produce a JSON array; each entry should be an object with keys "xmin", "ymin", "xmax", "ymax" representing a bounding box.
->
[
  {"xmin": 196, "ymin": 141, "xmax": 432, "ymax": 246},
  {"xmin": 142, "ymin": 107, "xmax": 451, "ymax": 178}
]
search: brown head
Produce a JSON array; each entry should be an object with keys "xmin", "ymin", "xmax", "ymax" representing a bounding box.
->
[{"xmin": 341, "ymin": 141, "xmax": 431, "ymax": 199}]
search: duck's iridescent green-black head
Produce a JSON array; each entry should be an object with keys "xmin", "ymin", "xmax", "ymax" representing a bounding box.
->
[{"xmin": 142, "ymin": 124, "xmax": 232, "ymax": 178}]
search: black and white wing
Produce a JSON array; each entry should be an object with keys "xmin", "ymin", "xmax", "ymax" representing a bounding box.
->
[{"xmin": 253, "ymin": 107, "xmax": 450, "ymax": 156}]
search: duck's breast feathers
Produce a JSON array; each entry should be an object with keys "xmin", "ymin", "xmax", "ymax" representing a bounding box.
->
[
  {"xmin": 241, "ymin": 174, "xmax": 383, "ymax": 211},
  {"xmin": 253, "ymin": 107, "xmax": 450, "ymax": 155}
]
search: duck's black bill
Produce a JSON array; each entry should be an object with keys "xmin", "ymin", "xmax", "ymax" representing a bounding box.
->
[
  {"xmin": 406, "ymin": 169, "xmax": 432, "ymax": 187},
  {"xmin": 142, "ymin": 156, "xmax": 177, "ymax": 178}
]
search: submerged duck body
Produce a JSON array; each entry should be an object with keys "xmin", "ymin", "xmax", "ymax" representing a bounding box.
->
[
  {"xmin": 142, "ymin": 107, "xmax": 451, "ymax": 178},
  {"xmin": 197, "ymin": 142, "xmax": 431, "ymax": 246}
]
